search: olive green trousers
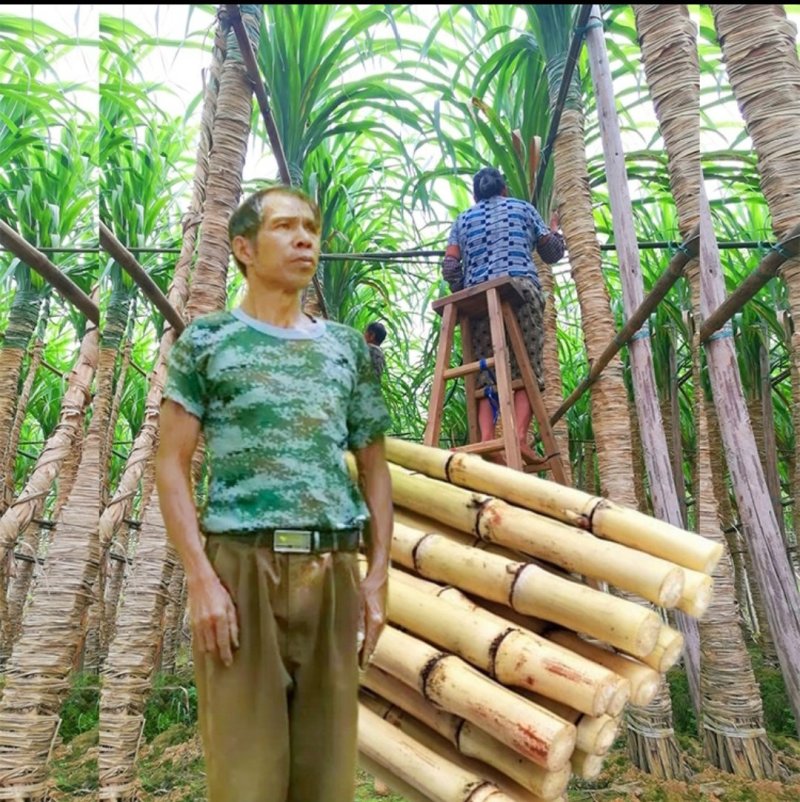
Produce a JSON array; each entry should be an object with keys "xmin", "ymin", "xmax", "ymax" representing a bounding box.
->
[{"xmin": 194, "ymin": 536, "xmax": 361, "ymax": 802}]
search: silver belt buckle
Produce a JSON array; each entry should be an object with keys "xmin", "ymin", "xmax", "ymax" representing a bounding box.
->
[{"xmin": 273, "ymin": 529, "xmax": 313, "ymax": 553}]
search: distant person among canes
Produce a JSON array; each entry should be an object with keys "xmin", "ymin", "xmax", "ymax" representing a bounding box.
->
[
  {"xmin": 441, "ymin": 166, "xmax": 565, "ymax": 453},
  {"xmin": 364, "ymin": 320, "xmax": 387, "ymax": 381}
]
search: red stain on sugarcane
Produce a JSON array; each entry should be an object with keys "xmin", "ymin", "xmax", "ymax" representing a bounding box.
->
[
  {"xmin": 543, "ymin": 660, "xmax": 582, "ymax": 683},
  {"xmin": 513, "ymin": 724, "xmax": 548, "ymax": 760}
]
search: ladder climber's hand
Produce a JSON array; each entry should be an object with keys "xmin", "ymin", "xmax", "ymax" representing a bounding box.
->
[{"xmin": 549, "ymin": 210, "xmax": 560, "ymax": 232}]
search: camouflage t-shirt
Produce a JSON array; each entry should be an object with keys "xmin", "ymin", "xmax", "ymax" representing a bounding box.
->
[{"xmin": 162, "ymin": 307, "xmax": 392, "ymax": 535}]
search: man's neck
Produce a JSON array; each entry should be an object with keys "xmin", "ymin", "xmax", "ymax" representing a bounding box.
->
[{"xmin": 240, "ymin": 287, "xmax": 310, "ymax": 329}]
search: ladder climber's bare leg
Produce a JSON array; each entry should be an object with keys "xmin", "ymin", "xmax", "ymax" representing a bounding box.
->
[
  {"xmin": 478, "ymin": 398, "xmax": 506, "ymax": 465},
  {"xmin": 514, "ymin": 390, "xmax": 533, "ymax": 448},
  {"xmin": 478, "ymin": 397, "xmax": 496, "ymax": 442}
]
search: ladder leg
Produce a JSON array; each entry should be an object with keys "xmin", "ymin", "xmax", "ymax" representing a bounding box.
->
[
  {"xmin": 501, "ymin": 301, "xmax": 568, "ymax": 484},
  {"xmin": 423, "ymin": 303, "xmax": 458, "ymax": 447},
  {"xmin": 486, "ymin": 289, "xmax": 522, "ymax": 471},
  {"xmin": 459, "ymin": 314, "xmax": 480, "ymax": 444}
]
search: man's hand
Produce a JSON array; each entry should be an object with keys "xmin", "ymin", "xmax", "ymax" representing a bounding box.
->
[
  {"xmin": 549, "ymin": 210, "xmax": 560, "ymax": 232},
  {"xmin": 188, "ymin": 570, "xmax": 240, "ymax": 668},
  {"xmin": 358, "ymin": 566, "xmax": 388, "ymax": 669},
  {"xmin": 352, "ymin": 437, "xmax": 393, "ymax": 670}
]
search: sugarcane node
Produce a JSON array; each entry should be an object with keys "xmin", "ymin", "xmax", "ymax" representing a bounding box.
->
[
  {"xmin": 411, "ymin": 532, "xmax": 437, "ymax": 572},
  {"xmin": 473, "ymin": 496, "xmax": 498, "ymax": 540},
  {"xmin": 453, "ymin": 717, "xmax": 467, "ymax": 750},
  {"xmin": 443, "ymin": 451, "xmax": 457, "ymax": 483},
  {"xmin": 507, "ymin": 562, "xmax": 532, "ymax": 612},
  {"xmin": 419, "ymin": 652, "xmax": 449, "ymax": 702},
  {"xmin": 464, "ymin": 781, "xmax": 495, "ymax": 802},
  {"xmin": 487, "ymin": 627, "xmax": 517, "ymax": 680}
]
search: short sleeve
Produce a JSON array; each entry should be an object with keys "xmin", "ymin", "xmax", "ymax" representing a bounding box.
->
[
  {"xmin": 528, "ymin": 204, "xmax": 550, "ymax": 242},
  {"xmin": 163, "ymin": 327, "xmax": 206, "ymax": 420},
  {"xmin": 447, "ymin": 217, "xmax": 461, "ymax": 248},
  {"xmin": 347, "ymin": 336, "xmax": 392, "ymax": 450}
]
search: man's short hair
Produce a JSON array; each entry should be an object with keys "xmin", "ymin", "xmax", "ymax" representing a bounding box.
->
[
  {"xmin": 473, "ymin": 167, "xmax": 506, "ymax": 202},
  {"xmin": 366, "ymin": 321, "xmax": 387, "ymax": 345},
  {"xmin": 228, "ymin": 186, "xmax": 322, "ymax": 276}
]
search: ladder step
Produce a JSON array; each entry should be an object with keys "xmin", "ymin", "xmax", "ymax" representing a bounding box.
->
[
  {"xmin": 474, "ymin": 379, "xmax": 524, "ymax": 399},
  {"xmin": 444, "ymin": 357, "xmax": 495, "ymax": 380}
]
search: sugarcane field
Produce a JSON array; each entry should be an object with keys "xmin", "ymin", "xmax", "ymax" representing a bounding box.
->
[{"xmin": 2, "ymin": 3, "xmax": 800, "ymax": 801}]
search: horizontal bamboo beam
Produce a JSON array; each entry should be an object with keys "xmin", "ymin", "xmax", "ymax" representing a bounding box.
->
[
  {"xmin": 699, "ymin": 224, "xmax": 800, "ymax": 343},
  {"xmin": 551, "ymin": 227, "xmax": 698, "ymax": 426},
  {"xmin": 0, "ymin": 220, "xmax": 99, "ymax": 324},
  {"xmin": 99, "ymin": 222, "xmax": 185, "ymax": 334}
]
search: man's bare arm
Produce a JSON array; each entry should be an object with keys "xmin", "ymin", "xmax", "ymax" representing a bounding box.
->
[
  {"xmin": 353, "ymin": 436, "xmax": 393, "ymax": 667},
  {"xmin": 155, "ymin": 400, "xmax": 238, "ymax": 666}
]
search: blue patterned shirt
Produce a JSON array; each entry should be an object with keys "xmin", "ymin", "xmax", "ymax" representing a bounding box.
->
[
  {"xmin": 446, "ymin": 196, "xmax": 562, "ymax": 289},
  {"xmin": 163, "ymin": 308, "xmax": 391, "ymax": 535}
]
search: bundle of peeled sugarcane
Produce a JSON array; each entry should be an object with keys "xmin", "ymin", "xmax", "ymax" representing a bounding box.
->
[{"xmin": 350, "ymin": 438, "xmax": 722, "ymax": 802}]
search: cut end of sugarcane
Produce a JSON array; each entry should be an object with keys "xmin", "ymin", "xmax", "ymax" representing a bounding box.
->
[
  {"xmin": 644, "ymin": 625, "xmax": 685, "ymax": 673},
  {"xmin": 631, "ymin": 611, "xmax": 663, "ymax": 659},
  {"xmin": 591, "ymin": 716, "xmax": 620, "ymax": 756},
  {"xmin": 677, "ymin": 574, "xmax": 713, "ymax": 620},
  {"xmin": 631, "ymin": 671, "xmax": 661, "ymax": 707},
  {"xmin": 537, "ymin": 765, "xmax": 571, "ymax": 801},
  {"xmin": 605, "ymin": 677, "xmax": 631, "ymax": 718},
  {"xmin": 657, "ymin": 567, "xmax": 685, "ymax": 609},
  {"xmin": 572, "ymin": 749, "xmax": 605, "ymax": 780},
  {"xmin": 701, "ymin": 541, "xmax": 725, "ymax": 575},
  {"xmin": 546, "ymin": 723, "xmax": 579, "ymax": 774}
]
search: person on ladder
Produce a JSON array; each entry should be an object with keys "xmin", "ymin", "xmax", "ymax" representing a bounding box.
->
[{"xmin": 441, "ymin": 167, "xmax": 566, "ymax": 456}]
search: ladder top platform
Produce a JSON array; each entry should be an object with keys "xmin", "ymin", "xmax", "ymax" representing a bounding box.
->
[{"xmin": 431, "ymin": 276, "xmax": 526, "ymax": 318}]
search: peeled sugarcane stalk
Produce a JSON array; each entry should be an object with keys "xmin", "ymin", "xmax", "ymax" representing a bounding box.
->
[
  {"xmin": 384, "ymin": 438, "xmax": 723, "ymax": 575},
  {"xmin": 521, "ymin": 691, "xmax": 620, "ymax": 756},
  {"xmin": 389, "ymin": 465, "xmax": 686, "ymax": 609},
  {"xmin": 547, "ymin": 630, "xmax": 661, "ymax": 708},
  {"xmin": 363, "ymin": 667, "xmax": 571, "ymax": 801},
  {"xmin": 571, "ymin": 749, "xmax": 605, "ymax": 780},
  {"xmin": 359, "ymin": 705, "xmax": 518, "ymax": 802},
  {"xmin": 373, "ymin": 625, "xmax": 576, "ymax": 771},
  {"xmin": 387, "ymin": 565, "xmax": 625, "ymax": 717},
  {"xmin": 362, "ymin": 693, "xmax": 557, "ymax": 802},
  {"xmin": 359, "ymin": 754, "xmax": 433, "ymax": 802},
  {"xmin": 393, "ymin": 521, "xmax": 661, "ymax": 658}
]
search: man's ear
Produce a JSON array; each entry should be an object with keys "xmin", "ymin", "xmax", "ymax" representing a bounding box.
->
[{"xmin": 232, "ymin": 234, "xmax": 254, "ymax": 270}]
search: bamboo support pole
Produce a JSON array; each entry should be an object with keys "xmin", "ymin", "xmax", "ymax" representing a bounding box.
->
[
  {"xmin": 359, "ymin": 705, "xmax": 518, "ymax": 802},
  {"xmin": 386, "ymin": 566, "xmax": 623, "ymax": 717},
  {"xmin": 392, "ymin": 522, "xmax": 661, "ymax": 658},
  {"xmin": 362, "ymin": 669, "xmax": 570, "ymax": 801},
  {"xmin": 384, "ymin": 440, "xmax": 723, "ymax": 574},
  {"xmin": 373, "ymin": 626, "xmax": 576, "ymax": 771}
]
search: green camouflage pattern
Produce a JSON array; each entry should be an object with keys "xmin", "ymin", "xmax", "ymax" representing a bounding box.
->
[{"xmin": 163, "ymin": 309, "xmax": 391, "ymax": 535}]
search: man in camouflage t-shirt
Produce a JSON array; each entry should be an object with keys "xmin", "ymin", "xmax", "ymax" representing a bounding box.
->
[{"xmin": 155, "ymin": 186, "xmax": 393, "ymax": 802}]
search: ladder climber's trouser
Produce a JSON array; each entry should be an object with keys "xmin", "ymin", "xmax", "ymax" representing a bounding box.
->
[
  {"xmin": 471, "ymin": 275, "xmax": 546, "ymax": 392},
  {"xmin": 193, "ymin": 533, "xmax": 362, "ymax": 802}
]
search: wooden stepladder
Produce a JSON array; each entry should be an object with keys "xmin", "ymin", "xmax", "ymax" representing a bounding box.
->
[{"xmin": 423, "ymin": 276, "xmax": 567, "ymax": 483}]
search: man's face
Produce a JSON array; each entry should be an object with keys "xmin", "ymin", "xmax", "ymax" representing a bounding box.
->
[{"xmin": 234, "ymin": 193, "xmax": 321, "ymax": 291}]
